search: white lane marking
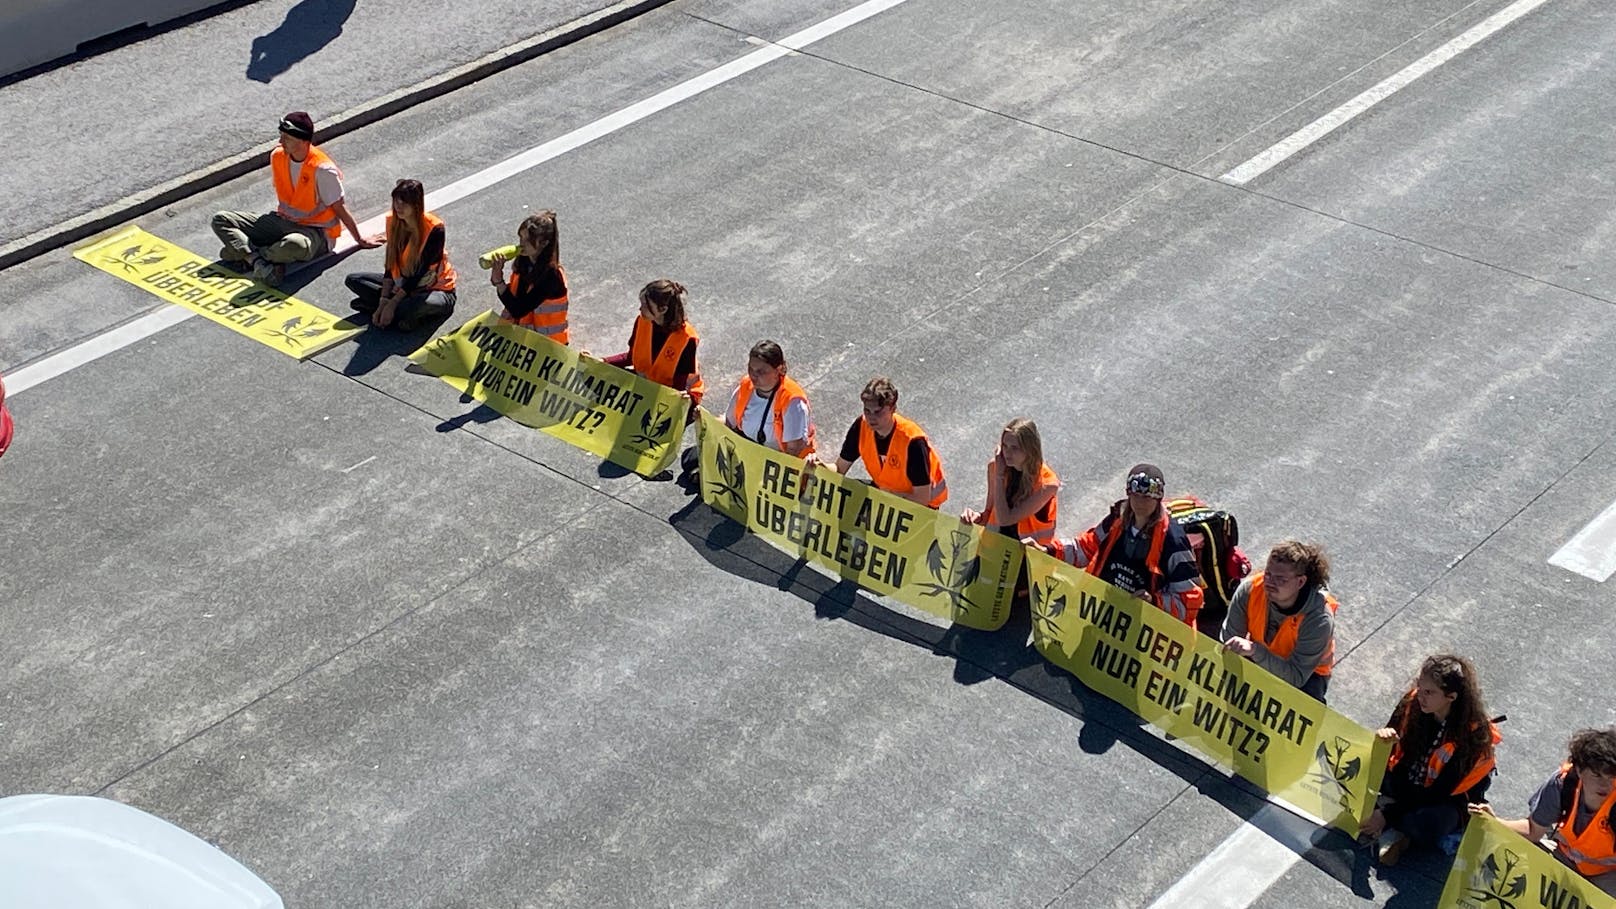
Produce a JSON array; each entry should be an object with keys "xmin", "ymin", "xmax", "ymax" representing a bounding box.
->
[
  {"xmin": 1145, "ymin": 805, "xmax": 1323, "ymax": 909},
  {"xmin": 6, "ymin": 306, "xmax": 194, "ymax": 396},
  {"xmin": 1221, "ymin": 0, "xmax": 1554, "ymax": 185},
  {"xmin": 8, "ymin": 0, "xmax": 913, "ymax": 398},
  {"xmin": 341, "ymin": 455, "xmax": 378, "ymax": 473},
  {"xmin": 1549, "ymin": 498, "xmax": 1616, "ymax": 582}
]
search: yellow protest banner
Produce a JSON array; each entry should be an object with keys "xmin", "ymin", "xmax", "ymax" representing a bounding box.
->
[
  {"xmin": 697, "ymin": 410, "xmax": 1022, "ymax": 631},
  {"xmin": 409, "ymin": 311, "xmax": 687, "ymax": 477},
  {"xmin": 1025, "ymin": 548, "xmax": 1389, "ymax": 833},
  {"xmin": 74, "ymin": 226, "xmax": 361, "ymax": 359},
  {"xmin": 1440, "ymin": 815, "xmax": 1615, "ymax": 909}
]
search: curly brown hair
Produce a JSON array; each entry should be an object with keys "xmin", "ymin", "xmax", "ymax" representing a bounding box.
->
[
  {"xmin": 1267, "ymin": 540, "xmax": 1331, "ymax": 587},
  {"xmin": 1569, "ymin": 727, "xmax": 1616, "ymax": 778}
]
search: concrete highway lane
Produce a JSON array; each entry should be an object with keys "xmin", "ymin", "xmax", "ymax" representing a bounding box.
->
[{"xmin": 3, "ymin": 0, "xmax": 1612, "ymax": 905}]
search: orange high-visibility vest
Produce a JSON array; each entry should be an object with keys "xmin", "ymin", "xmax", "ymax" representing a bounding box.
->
[
  {"xmin": 857, "ymin": 414, "xmax": 947, "ymax": 507},
  {"xmin": 1244, "ymin": 573, "xmax": 1337, "ymax": 677},
  {"xmin": 271, "ymin": 145, "xmax": 343, "ymax": 241},
  {"xmin": 630, "ymin": 315, "xmax": 704, "ymax": 404},
  {"xmin": 385, "ymin": 212, "xmax": 456, "ymax": 293},
  {"xmin": 982, "ymin": 461, "xmax": 1058, "ymax": 544},
  {"xmin": 1076, "ymin": 512, "xmax": 1202, "ymax": 625},
  {"xmin": 1553, "ymin": 763, "xmax": 1616, "ymax": 878},
  {"xmin": 1389, "ymin": 698, "xmax": 1500, "ymax": 796},
  {"xmin": 728, "ymin": 375, "xmax": 815, "ymax": 457},
  {"xmin": 510, "ymin": 264, "xmax": 569, "ymax": 344}
]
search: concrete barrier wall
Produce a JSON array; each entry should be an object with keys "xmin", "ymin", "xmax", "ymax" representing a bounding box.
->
[{"xmin": 1, "ymin": 0, "xmax": 227, "ymax": 79}]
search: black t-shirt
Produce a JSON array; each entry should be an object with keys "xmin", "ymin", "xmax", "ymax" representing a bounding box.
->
[
  {"xmin": 397, "ymin": 225, "xmax": 446, "ymax": 292},
  {"xmin": 628, "ymin": 320, "xmax": 698, "ymax": 377},
  {"xmin": 496, "ymin": 256, "xmax": 567, "ymax": 318},
  {"xmin": 839, "ymin": 418, "xmax": 932, "ymax": 487}
]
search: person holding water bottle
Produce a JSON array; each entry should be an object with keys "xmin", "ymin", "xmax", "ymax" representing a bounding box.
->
[{"xmin": 485, "ymin": 211, "xmax": 569, "ymax": 344}]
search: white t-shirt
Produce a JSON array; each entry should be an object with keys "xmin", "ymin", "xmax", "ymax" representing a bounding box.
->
[{"xmin": 727, "ymin": 386, "xmax": 810, "ymax": 450}]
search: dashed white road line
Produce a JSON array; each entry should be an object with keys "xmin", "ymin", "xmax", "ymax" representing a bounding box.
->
[
  {"xmin": 6, "ymin": 0, "xmax": 914, "ymax": 399},
  {"xmin": 1221, "ymin": 0, "xmax": 1555, "ymax": 185},
  {"xmin": 1549, "ymin": 498, "xmax": 1616, "ymax": 582}
]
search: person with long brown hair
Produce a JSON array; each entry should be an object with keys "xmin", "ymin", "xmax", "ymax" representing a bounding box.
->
[
  {"xmin": 1219, "ymin": 540, "xmax": 1337, "ymax": 703},
  {"xmin": 602, "ymin": 279, "xmax": 705, "ymax": 406},
  {"xmin": 1360, "ymin": 653, "xmax": 1501, "ymax": 865},
  {"xmin": 343, "ymin": 178, "xmax": 457, "ymax": 330},
  {"xmin": 962, "ymin": 418, "xmax": 1059, "ymax": 546},
  {"xmin": 489, "ymin": 211, "xmax": 569, "ymax": 343}
]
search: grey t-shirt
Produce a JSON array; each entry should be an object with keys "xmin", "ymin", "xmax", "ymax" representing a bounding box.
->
[
  {"xmin": 1529, "ymin": 771, "xmax": 1616, "ymax": 894},
  {"xmin": 286, "ymin": 158, "xmax": 345, "ymax": 208},
  {"xmin": 1528, "ymin": 769, "xmax": 1600, "ymax": 833},
  {"xmin": 1219, "ymin": 576, "xmax": 1335, "ymax": 688}
]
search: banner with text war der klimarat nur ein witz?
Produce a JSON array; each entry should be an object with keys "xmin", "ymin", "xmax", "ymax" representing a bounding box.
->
[
  {"xmin": 411, "ymin": 311, "xmax": 687, "ymax": 477},
  {"xmin": 1027, "ymin": 549, "xmax": 1391, "ymax": 833}
]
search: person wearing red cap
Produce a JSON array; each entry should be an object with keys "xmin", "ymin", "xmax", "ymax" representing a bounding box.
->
[
  {"xmin": 210, "ymin": 111, "xmax": 378, "ymax": 286},
  {"xmin": 1046, "ymin": 463, "xmax": 1204, "ymax": 625}
]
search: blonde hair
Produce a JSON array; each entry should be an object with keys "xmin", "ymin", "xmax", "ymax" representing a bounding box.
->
[{"xmin": 1002, "ymin": 418, "xmax": 1045, "ymax": 505}]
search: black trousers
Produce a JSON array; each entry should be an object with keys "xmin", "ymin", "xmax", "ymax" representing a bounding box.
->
[{"xmin": 344, "ymin": 272, "xmax": 456, "ymax": 328}]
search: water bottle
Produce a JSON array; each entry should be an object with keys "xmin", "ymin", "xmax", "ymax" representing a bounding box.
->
[{"xmin": 478, "ymin": 245, "xmax": 518, "ymax": 269}]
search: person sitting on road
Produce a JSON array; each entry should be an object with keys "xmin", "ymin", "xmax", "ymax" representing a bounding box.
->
[
  {"xmin": 813, "ymin": 376, "xmax": 947, "ymax": 508},
  {"xmin": 961, "ymin": 417, "xmax": 1059, "ymax": 546},
  {"xmin": 1360, "ymin": 653, "xmax": 1500, "ymax": 866},
  {"xmin": 490, "ymin": 211, "xmax": 570, "ymax": 344},
  {"xmin": 1472, "ymin": 727, "xmax": 1616, "ymax": 896},
  {"xmin": 343, "ymin": 179, "xmax": 457, "ymax": 331},
  {"xmin": 602, "ymin": 279, "xmax": 705, "ymax": 409},
  {"xmin": 1219, "ymin": 540, "xmax": 1337, "ymax": 703},
  {"xmin": 210, "ymin": 111, "xmax": 377, "ymax": 286},
  {"xmin": 725, "ymin": 340, "xmax": 815, "ymax": 458},
  {"xmin": 1046, "ymin": 464, "xmax": 1203, "ymax": 625}
]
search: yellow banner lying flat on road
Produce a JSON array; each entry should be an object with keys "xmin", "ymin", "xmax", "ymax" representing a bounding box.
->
[
  {"xmin": 1440, "ymin": 815, "xmax": 1615, "ymax": 909},
  {"xmin": 1026, "ymin": 549, "xmax": 1389, "ymax": 833},
  {"xmin": 74, "ymin": 226, "xmax": 360, "ymax": 359},
  {"xmin": 697, "ymin": 410, "xmax": 1022, "ymax": 631},
  {"xmin": 410, "ymin": 311, "xmax": 686, "ymax": 477}
]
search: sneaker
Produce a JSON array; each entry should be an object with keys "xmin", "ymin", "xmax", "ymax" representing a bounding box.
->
[
  {"xmin": 251, "ymin": 258, "xmax": 284, "ymax": 287},
  {"xmin": 1376, "ymin": 830, "xmax": 1408, "ymax": 866}
]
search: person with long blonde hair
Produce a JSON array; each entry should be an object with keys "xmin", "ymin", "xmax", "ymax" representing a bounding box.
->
[
  {"xmin": 344, "ymin": 178, "xmax": 457, "ymax": 330},
  {"xmin": 962, "ymin": 418, "xmax": 1059, "ymax": 546}
]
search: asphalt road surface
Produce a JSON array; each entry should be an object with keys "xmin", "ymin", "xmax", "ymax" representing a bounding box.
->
[{"xmin": 4, "ymin": 0, "xmax": 1615, "ymax": 906}]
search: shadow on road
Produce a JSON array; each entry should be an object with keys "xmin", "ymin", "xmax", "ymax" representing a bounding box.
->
[
  {"xmin": 663, "ymin": 494, "xmax": 1446, "ymax": 899},
  {"xmin": 247, "ymin": 0, "xmax": 357, "ymax": 83}
]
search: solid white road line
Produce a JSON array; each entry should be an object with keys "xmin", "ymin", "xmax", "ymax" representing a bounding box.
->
[
  {"xmin": 7, "ymin": 0, "xmax": 914, "ymax": 399},
  {"xmin": 1221, "ymin": 0, "xmax": 1555, "ymax": 185},
  {"xmin": 1548, "ymin": 498, "xmax": 1616, "ymax": 582},
  {"xmin": 6, "ymin": 306, "xmax": 195, "ymax": 397},
  {"xmin": 1144, "ymin": 805, "xmax": 1312, "ymax": 909}
]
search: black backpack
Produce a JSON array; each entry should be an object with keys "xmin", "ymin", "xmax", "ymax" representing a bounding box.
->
[{"xmin": 1166, "ymin": 496, "xmax": 1250, "ymax": 630}]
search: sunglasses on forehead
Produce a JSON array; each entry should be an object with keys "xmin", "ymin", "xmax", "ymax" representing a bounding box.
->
[{"xmin": 1126, "ymin": 473, "xmax": 1164, "ymax": 497}]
